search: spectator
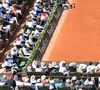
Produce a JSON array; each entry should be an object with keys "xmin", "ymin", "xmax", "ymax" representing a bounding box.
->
[
  {"xmin": 0, "ymin": 75, "xmax": 8, "ymax": 85},
  {"xmin": 35, "ymin": 64, "xmax": 42, "ymax": 72},
  {"xmin": 59, "ymin": 61, "xmax": 68, "ymax": 75},
  {"xmin": 86, "ymin": 62, "xmax": 95, "ymax": 73},
  {"xmin": 69, "ymin": 62, "xmax": 77, "ymax": 72},
  {"xmin": 6, "ymin": 74, "xmax": 16, "ymax": 89}
]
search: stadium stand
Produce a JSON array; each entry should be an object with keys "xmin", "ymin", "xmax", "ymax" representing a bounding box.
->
[
  {"xmin": 1, "ymin": 0, "xmax": 59, "ymax": 72},
  {"xmin": 0, "ymin": 61, "xmax": 100, "ymax": 90},
  {"xmin": 0, "ymin": 0, "xmax": 99, "ymax": 90},
  {"xmin": 0, "ymin": 0, "xmax": 30, "ymax": 50}
]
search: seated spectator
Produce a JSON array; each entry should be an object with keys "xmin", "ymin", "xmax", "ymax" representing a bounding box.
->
[
  {"xmin": 70, "ymin": 76, "xmax": 81, "ymax": 90},
  {"xmin": 21, "ymin": 45, "xmax": 31, "ymax": 56},
  {"xmin": 86, "ymin": 62, "xmax": 95, "ymax": 73},
  {"xmin": 69, "ymin": 62, "xmax": 77, "ymax": 72},
  {"xmin": 40, "ymin": 11, "xmax": 48, "ymax": 25},
  {"xmin": 15, "ymin": 34, "xmax": 26, "ymax": 47},
  {"xmin": 6, "ymin": 74, "xmax": 16, "ymax": 89},
  {"xmin": 59, "ymin": 61, "xmax": 68, "ymax": 75},
  {"xmin": 41, "ymin": 75, "xmax": 47, "ymax": 85},
  {"xmin": 4, "ymin": 58, "xmax": 13, "ymax": 69},
  {"xmin": 34, "ymin": 28, "xmax": 43, "ymax": 37},
  {"xmin": 26, "ymin": 35, "xmax": 38, "ymax": 49},
  {"xmin": 42, "ymin": 3, "xmax": 51, "ymax": 14},
  {"xmin": 0, "ymin": 75, "xmax": 8, "ymax": 85},
  {"xmin": 2, "ymin": 18, "xmax": 11, "ymax": 32},
  {"xmin": 48, "ymin": 62, "xmax": 59, "ymax": 73},
  {"xmin": 23, "ymin": 29, "xmax": 32, "ymax": 38},
  {"xmin": 77, "ymin": 63, "xmax": 87, "ymax": 73},
  {"xmin": 84, "ymin": 77, "xmax": 94, "ymax": 86},
  {"xmin": 51, "ymin": 61, "xmax": 59, "ymax": 68},
  {"xmin": 35, "ymin": 64, "xmax": 42, "ymax": 72},
  {"xmin": 54, "ymin": 79, "xmax": 64, "ymax": 88},
  {"xmin": 2, "ymin": 0, "xmax": 10, "ymax": 10},
  {"xmin": 6, "ymin": 11, "xmax": 19, "ymax": 25},
  {"xmin": 26, "ymin": 19, "xmax": 36, "ymax": 28},
  {"xmin": 6, "ymin": 53, "xmax": 14, "ymax": 61},
  {"xmin": 10, "ymin": 45, "xmax": 19, "ymax": 58},
  {"xmin": 95, "ymin": 62, "xmax": 100, "ymax": 73},
  {"xmin": 65, "ymin": 78, "xmax": 71, "ymax": 87}
]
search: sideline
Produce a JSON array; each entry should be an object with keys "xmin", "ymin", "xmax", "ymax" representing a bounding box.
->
[{"xmin": 42, "ymin": 0, "xmax": 74, "ymax": 61}]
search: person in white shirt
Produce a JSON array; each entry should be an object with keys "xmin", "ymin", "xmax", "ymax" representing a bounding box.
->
[
  {"xmin": 95, "ymin": 62, "xmax": 100, "ymax": 73},
  {"xmin": 10, "ymin": 48, "xmax": 19, "ymax": 57},
  {"xmin": 35, "ymin": 65, "xmax": 42, "ymax": 72},
  {"xmin": 26, "ymin": 19, "xmax": 36, "ymax": 28},
  {"xmin": 84, "ymin": 77, "xmax": 95, "ymax": 86},
  {"xmin": 86, "ymin": 62, "xmax": 96, "ymax": 73},
  {"xmin": 77, "ymin": 63, "xmax": 87, "ymax": 73},
  {"xmin": 34, "ymin": 29, "xmax": 41, "ymax": 36},
  {"xmin": 2, "ymin": 0, "xmax": 10, "ymax": 9},
  {"xmin": 4, "ymin": 58, "xmax": 13, "ymax": 68},
  {"xmin": 21, "ymin": 45, "xmax": 31, "ymax": 56},
  {"xmin": 59, "ymin": 62, "xmax": 68, "ymax": 75}
]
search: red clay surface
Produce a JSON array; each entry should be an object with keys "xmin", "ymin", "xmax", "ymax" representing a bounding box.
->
[{"xmin": 42, "ymin": 0, "xmax": 100, "ymax": 62}]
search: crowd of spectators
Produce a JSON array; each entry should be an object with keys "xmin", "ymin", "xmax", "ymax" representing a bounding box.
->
[
  {"xmin": 0, "ymin": 0, "xmax": 26, "ymax": 49},
  {"xmin": 0, "ymin": 0, "xmax": 73, "ymax": 71},
  {"xmin": 27, "ymin": 61, "xmax": 100, "ymax": 74},
  {"xmin": 0, "ymin": 61, "xmax": 99, "ymax": 90},
  {"xmin": 0, "ymin": 0, "xmax": 97, "ymax": 90},
  {"xmin": 0, "ymin": 0, "xmax": 74, "ymax": 73},
  {"xmin": 0, "ymin": 0, "xmax": 55, "ymax": 73},
  {"xmin": 0, "ymin": 0, "xmax": 71, "ymax": 76}
]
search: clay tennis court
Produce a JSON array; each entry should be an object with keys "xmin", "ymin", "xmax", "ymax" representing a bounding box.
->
[{"xmin": 42, "ymin": 0, "xmax": 100, "ymax": 62}]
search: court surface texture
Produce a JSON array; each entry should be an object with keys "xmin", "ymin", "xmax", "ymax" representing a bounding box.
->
[{"xmin": 42, "ymin": 0, "xmax": 100, "ymax": 62}]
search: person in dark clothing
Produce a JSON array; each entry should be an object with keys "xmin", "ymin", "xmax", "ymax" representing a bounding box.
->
[{"xmin": 6, "ymin": 75, "xmax": 16, "ymax": 90}]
